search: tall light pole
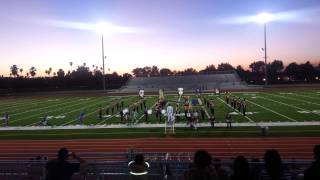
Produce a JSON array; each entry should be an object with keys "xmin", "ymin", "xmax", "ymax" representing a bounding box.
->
[
  {"xmin": 101, "ymin": 33, "xmax": 106, "ymax": 90},
  {"xmin": 263, "ymin": 23, "xmax": 268, "ymax": 86},
  {"xmin": 255, "ymin": 12, "xmax": 273, "ymax": 87},
  {"xmin": 97, "ymin": 22, "xmax": 109, "ymax": 91}
]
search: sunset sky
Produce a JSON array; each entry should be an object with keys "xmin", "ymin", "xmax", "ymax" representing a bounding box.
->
[{"xmin": 0, "ymin": 0, "xmax": 319, "ymax": 76}]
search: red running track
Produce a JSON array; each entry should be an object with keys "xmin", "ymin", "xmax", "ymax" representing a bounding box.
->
[{"xmin": 0, "ymin": 137, "xmax": 318, "ymax": 160}]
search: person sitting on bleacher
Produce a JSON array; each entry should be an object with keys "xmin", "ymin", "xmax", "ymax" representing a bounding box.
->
[
  {"xmin": 128, "ymin": 154, "xmax": 150, "ymax": 180},
  {"xmin": 46, "ymin": 147, "xmax": 86, "ymax": 180},
  {"xmin": 304, "ymin": 144, "xmax": 320, "ymax": 180},
  {"xmin": 184, "ymin": 150, "xmax": 218, "ymax": 180}
]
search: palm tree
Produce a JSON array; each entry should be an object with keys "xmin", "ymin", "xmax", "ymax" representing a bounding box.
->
[
  {"xmin": 19, "ymin": 68, "xmax": 23, "ymax": 76},
  {"xmin": 29, "ymin": 67, "xmax": 37, "ymax": 78},
  {"xmin": 83, "ymin": 63, "xmax": 86, "ymax": 67},
  {"xmin": 10, "ymin": 65, "xmax": 19, "ymax": 77},
  {"xmin": 48, "ymin": 67, "xmax": 52, "ymax": 77},
  {"xmin": 69, "ymin": 62, "xmax": 73, "ymax": 72}
]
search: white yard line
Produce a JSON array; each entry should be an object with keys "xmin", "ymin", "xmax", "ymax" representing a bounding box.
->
[
  {"xmin": 290, "ymin": 93, "xmax": 320, "ymax": 101},
  {"xmin": 246, "ymin": 99, "xmax": 297, "ymax": 122},
  {"xmin": 14, "ymin": 97, "xmax": 101, "ymax": 124},
  {"xmin": 59, "ymin": 99, "xmax": 110, "ymax": 126},
  {"xmin": 26, "ymin": 97, "xmax": 105, "ymax": 126},
  {"xmin": 0, "ymin": 99, "xmax": 49, "ymax": 111},
  {"xmin": 259, "ymin": 94, "xmax": 320, "ymax": 117},
  {"xmin": 270, "ymin": 93, "xmax": 320, "ymax": 106},
  {"xmin": 217, "ymin": 97, "xmax": 256, "ymax": 124},
  {"xmin": 10, "ymin": 97, "xmax": 78, "ymax": 117}
]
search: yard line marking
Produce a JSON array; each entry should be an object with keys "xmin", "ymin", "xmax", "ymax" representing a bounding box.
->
[
  {"xmin": 271, "ymin": 93, "xmax": 320, "ymax": 106},
  {"xmin": 0, "ymin": 99, "xmax": 51, "ymax": 111},
  {"xmin": 59, "ymin": 98, "xmax": 112, "ymax": 126},
  {"xmin": 259, "ymin": 94, "xmax": 320, "ymax": 117},
  {"xmin": 13, "ymin": 97, "xmax": 102, "ymax": 124},
  {"xmin": 290, "ymin": 93, "xmax": 320, "ymax": 101},
  {"xmin": 246, "ymin": 99, "xmax": 297, "ymax": 122},
  {"xmin": 62, "ymin": 96, "xmax": 135, "ymax": 126},
  {"xmin": 216, "ymin": 97, "xmax": 256, "ymax": 124},
  {"xmin": 10, "ymin": 97, "xmax": 79, "ymax": 117},
  {"xmin": 26, "ymin": 97, "xmax": 105, "ymax": 126}
]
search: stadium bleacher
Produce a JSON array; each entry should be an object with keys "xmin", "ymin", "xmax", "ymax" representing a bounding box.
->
[
  {"xmin": 120, "ymin": 71, "xmax": 251, "ymax": 93},
  {"xmin": 0, "ymin": 151, "xmax": 314, "ymax": 180}
]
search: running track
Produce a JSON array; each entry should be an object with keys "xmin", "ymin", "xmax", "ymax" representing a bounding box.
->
[{"xmin": 0, "ymin": 137, "xmax": 318, "ymax": 161}]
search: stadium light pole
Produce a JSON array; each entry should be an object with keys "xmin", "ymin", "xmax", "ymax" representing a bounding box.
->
[
  {"xmin": 255, "ymin": 12, "xmax": 274, "ymax": 87},
  {"xmin": 97, "ymin": 23, "xmax": 108, "ymax": 91},
  {"xmin": 101, "ymin": 33, "xmax": 106, "ymax": 91}
]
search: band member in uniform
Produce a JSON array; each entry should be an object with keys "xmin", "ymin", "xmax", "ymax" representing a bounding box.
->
[
  {"xmin": 40, "ymin": 113, "xmax": 49, "ymax": 126},
  {"xmin": 209, "ymin": 102, "xmax": 215, "ymax": 115},
  {"xmin": 209, "ymin": 115, "xmax": 216, "ymax": 128},
  {"xmin": 144, "ymin": 108, "xmax": 148, "ymax": 122},
  {"xmin": 120, "ymin": 110, "xmax": 124, "ymax": 123},
  {"xmin": 175, "ymin": 107, "xmax": 181, "ymax": 122},
  {"xmin": 225, "ymin": 112, "xmax": 232, "ymax": 128},
  {"xmin": 98, "ymin": 107, "xmax": 103, "ymax": 120},
  {"xmin": 200, "ymin": 107, "xmax": 205, "ymax": 121},
  {"xmin": 111, "ymin": 106, "xmax": 114, "ymax": 114},
  {"xmin": 3, "ymin": 112, "xmax": 9, "ymax": 127},
  {"xmin": 242, "ymin": 99, "xmax": 247, "ymax": 116},
  {"xmin": 79, "ymin": 111, "xmax": 85, "ymax": 124}
]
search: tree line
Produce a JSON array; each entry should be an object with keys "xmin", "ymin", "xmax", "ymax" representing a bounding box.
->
[{"xmin": 0, "ymin": 60, "xmax": 319, "ymax": 92}]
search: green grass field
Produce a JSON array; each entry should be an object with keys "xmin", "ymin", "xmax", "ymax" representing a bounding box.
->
[{"xmin": 0, "ymin": 90, "xmax": 319, "ymax": 139}]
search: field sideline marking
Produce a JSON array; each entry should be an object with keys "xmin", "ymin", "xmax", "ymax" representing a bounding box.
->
[
  {"xmin": 270, "ymin": 93, "xmax": 320, "ymax": 106},
  {"xmin": 20, "ymin": 97, "xmax": 103, "ymax": 125},
  {"xmin": 246, "ymin": 99, "xmax": 297, "ymax": 122},
  {"xmin": 0, "ymin": 129, "xmax": 319, "ymax": 137},
  {"xmin": 216, "ymin": 97, "xmax": 256, "ymax": 124},
  {"xmin": 259, "ymin": 94, "xmax": 320, "ymax": 117}
]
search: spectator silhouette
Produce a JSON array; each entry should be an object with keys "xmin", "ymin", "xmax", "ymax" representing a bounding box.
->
[
  {"xmin": 304, "ymin": 144, "xmax": 320, "ymax": 180},
  {"xmin": 46, "ymin": 147, "xmax": 86, "ymax": 180},
  {"xmin": 263, "ymin": 149, "xmax": 285, "ymax": 180},
  {"xmin": 230, "ymin": 156, "xmax": 253, "ymax": 180},
  {"xmin": 213, "ymin": 158, "xmax": 229, "ymax": 180},
  {"xmin": 184, "ymin": 150, "xmax": 218, "ymax": 180},
  {"xmin": 128, "ymin": 154, "xmax": 150, "ymax": 180}
]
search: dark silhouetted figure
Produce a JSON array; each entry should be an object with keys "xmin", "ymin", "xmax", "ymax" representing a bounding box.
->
[
  {"xmin": 263, "ymin": 149, "xmax": 285, "ymax": 180},
  {"xmin": 184, "ymin": 150, "xmax": 218, "ymax": 180},
  {"xmin": 213, "ymin": 158, "xmax": 229, "ymax": 180},
  {"xmin": 231, "ymin": 156, "xmax": 253, "ymax": 180},
  {"xmin": 46, "ymin": 147, "xmax": 86, "ymax": 180},
  {"xmin": 128, "ymin": 154, "xmax": 150, "ymax": 180},
  {"xmin": 304, "ymin": 144, "xmax": 320, "ymax": 180}
]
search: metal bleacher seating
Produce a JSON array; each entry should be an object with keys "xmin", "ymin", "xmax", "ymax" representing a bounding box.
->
[
  {"xmin": 0, "ymin": 151, "xmax": 312, "ymax": 180},
  {"xmin": 120, "ymin": 71, "xmax": 251, "ymax": 92}
]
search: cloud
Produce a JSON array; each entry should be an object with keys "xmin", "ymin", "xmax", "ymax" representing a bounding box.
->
[{"xmin": 209, "ymin": 7, "xmax": 320, "ymax": 25}]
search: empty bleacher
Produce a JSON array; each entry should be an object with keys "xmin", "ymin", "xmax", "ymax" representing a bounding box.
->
[{"xmin": 121, "ymin": 71, "xmax": 250, "ymax": 92}]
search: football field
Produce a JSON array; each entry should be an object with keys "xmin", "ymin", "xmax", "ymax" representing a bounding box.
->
[{"xmin": 0, "ymin": 90, "xmax": 320, "ymax": 127}]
